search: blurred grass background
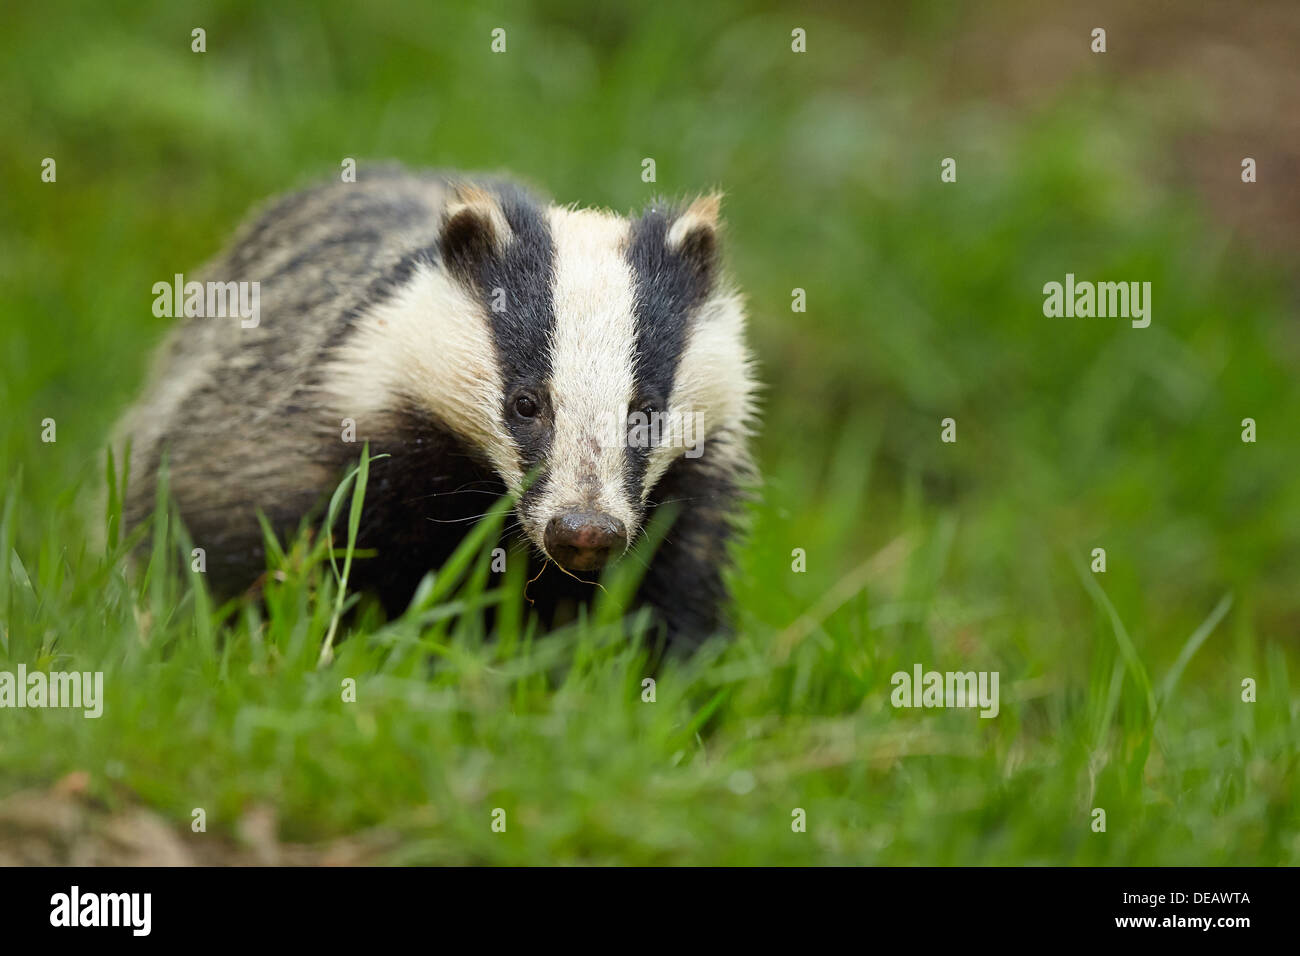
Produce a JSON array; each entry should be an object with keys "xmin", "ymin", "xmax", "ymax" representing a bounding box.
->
[{"xmin": 0, "ymin": 0, "xmax": 1297, "ymax": 863}]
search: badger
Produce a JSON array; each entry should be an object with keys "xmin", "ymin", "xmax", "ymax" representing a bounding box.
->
[{"xmin": 113, "ymin": 168, "xmax": 758, "ymax": 646}]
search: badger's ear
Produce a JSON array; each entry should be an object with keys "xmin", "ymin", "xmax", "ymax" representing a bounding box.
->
[
  {"xmin": 666, "ymin": 193, "xmax": 722, "ymax": 277},
  {"xmin": 440, "ymin": 184, "xmax": 513, "ymax": 275}
]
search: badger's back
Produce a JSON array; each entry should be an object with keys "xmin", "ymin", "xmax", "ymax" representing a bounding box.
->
[{"xmin": 117, "ymin": 170, "xmax": 478, "ymax": 595}]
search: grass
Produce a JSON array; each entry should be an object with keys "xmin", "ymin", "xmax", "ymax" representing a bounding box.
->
[{"xmin": 1, "ymin": 0, "xmax": 1298, "ymax": 864}]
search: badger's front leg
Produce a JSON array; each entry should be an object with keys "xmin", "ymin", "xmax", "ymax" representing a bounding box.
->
[{"xmin": 635, "ymin": 449, "xmax": 750, "ymax": 648}]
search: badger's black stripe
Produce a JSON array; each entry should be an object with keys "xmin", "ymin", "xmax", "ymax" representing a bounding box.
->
[
  {"xmin": 623, "ymin": 203, "xmax": 715, "ymax": 499},
  {"xmin": 442, "ymin": 184, "xmax": 558, "ymax": 502}
]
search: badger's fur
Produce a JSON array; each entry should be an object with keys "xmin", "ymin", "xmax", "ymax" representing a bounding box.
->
[{"xmin": 115, "ymin": 168, "xmax": 758, "ymax": 646}]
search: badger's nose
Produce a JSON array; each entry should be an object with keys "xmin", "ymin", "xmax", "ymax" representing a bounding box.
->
[{"xmin": 544, "ymin": 512, "xmax": 628, "ymax": 571}]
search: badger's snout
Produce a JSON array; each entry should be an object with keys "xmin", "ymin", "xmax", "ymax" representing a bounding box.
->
[{"xmin": 544, "ymin": 511, "xmax": 628, "ymax": 571}]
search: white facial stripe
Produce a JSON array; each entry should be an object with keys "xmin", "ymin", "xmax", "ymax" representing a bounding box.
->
[
  {"xmin": 320, "ymin": 262, "xmax": 523, "ymax": 489},
  {"xmin": 538, "ymin": 207, "xmax": 639, "ymax": 534},
  {"xmin": 643, "ymin": 288, "xmax": 757, "ymax": 492}
]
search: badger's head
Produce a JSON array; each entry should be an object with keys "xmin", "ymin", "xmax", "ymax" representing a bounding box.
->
[{"xmin": 334, "ymin": 182, "xmax": 755, "ymax": 573}]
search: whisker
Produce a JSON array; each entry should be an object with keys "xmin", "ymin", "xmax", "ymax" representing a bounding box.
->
[
  {"xmin": 644, "ymin": 495, "xmax": 709, "ymax": 508},
  {"xmin": 617, "ymin": 545, "xmax": 653, "ymax": 574},
  {"xmin": 422, "ymin": 511, "xmax": 504, "ymax": 525},
  {"xmin": 403, "ymin": 485, "xmax": 507, "ymax": 505}
]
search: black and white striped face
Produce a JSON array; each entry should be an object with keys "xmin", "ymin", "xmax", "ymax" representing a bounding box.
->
[{"xmin": 332, "ymin": 183, "xmax": 754, "ymax": 572}]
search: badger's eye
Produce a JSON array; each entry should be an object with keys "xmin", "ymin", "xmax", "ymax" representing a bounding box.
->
[
  {"xmin": 631, "ymin": 398, "xmax": 660, "ymax": 422},
  {"xmin": 513, "ymin": 394, "xmax": 539, "ymax": 419}
]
